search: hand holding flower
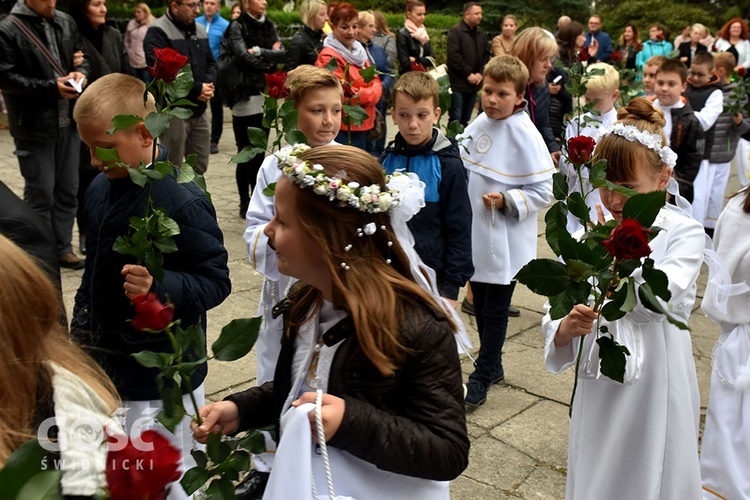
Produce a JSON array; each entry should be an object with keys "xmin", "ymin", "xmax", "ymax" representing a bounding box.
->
[
  {"xmin": 556, "ymin": 304, "xmax": 599, "ymax": 347},
  {"xmin": 192, "ymin": 401, "xmax": 241, "ymax": 443},
  {"xmin": 122, "ymin": 264, "xmax": 154, "ymax": 299}
]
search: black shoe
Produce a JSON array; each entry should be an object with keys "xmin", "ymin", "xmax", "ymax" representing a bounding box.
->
[
  {"xmin": 508, "ymin": 305, "xmax": 521, "ymax": 317},
  {"xmin": 491, "ymin": 372, "xmax": 505, "ymax": 385},
  {"xmin": 461, "ymin": 297, "xmax": 475, "ymax": 316},
  {"xmin": 239, "ymin": 200, "xmax": 249, "ymax": 219},
  {"xmin": 464, "ymin": 380, "xmax": 488, "ymax": 408},
  {"xmin": 210, "ymin": 142, "xmax": 219, "ymax": 154},
  {"xmin": 235, "ymin": 470, "xmax": 270, "ymax": 500}
]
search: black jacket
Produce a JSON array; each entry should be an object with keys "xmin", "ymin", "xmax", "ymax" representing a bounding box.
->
[
  {"xmin": 219, "ymin": 13, "xmax": 284, "ymax": 107},
  {"xmin": 677, "ymin": 41, "xmax": 708, "ymax": 68},
  {"xmin": 526, "ymin": 82, "xmax": 560, "ymax": 153},
  {"xmin": 446, "ymin": 20, "xmax": 489, "ymax": 93},
  {"xmin": 0, "ymin": 4, "xmax": 90, "ymax": 140},
  {"xmin": 668, "ymin": 101, "xmax": 705, "ymax": 203},
  {"xmin": 226, "ymin": 292, "xmax": 469, "ymax": 481},
  {"xmin": 686, "ymin": 76, "xmax": 722, "ymax": 160},
  {"xmin": 76, "ymin": 24, "xmax": 128, "ymax": 82},
  {"xmin": 284, "ymin": 25, "xmax": 324, "ymax": 71},
  {"xmin": 396, "ymin": 27, "xmax": 434, "ymax": 75},
  {"xmin": 71, "ymin": 148, "xmax": 231, "ymax": 400},
  {"xmin": 144, "ymin": 10, "xmax": 217, "ymax": 117},
  {"xmin": 380, "ymin": 129, "xmax": 473, "ymax": 300}
]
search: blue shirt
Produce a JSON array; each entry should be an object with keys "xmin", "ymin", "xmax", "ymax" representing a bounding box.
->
[
  {"xmin": 196, "ymin": 14, "xmax": 229, "ymax": 60},
  {"xmin": 585, "ymin": 30, "xmax": 613, "ymax": 63}
]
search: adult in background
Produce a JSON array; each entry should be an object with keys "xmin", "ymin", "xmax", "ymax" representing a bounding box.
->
[
  {"xmin": 614, "ymin": 23, "xmax": 640, "ymax": 70},
  {"xmin": 446, "ymin": 1, "xmax": 488, "ymax": 127},
  {"xmin": 223, "ymin": 0, "xmax": 285, "ymax": 217},
  {"xmin": 69, "ymin": 0, "xmax": 127, "ymax": 256},
  {"xmin": 491, "ymin": 14, "xmax": 517, "ymax": 57},
  {"xmin": 548, "ymin": 21, "xmax": 582, "ymax": 142},
  {"xmin": 283, "ymin": 0, "xmax": 326, "ymax": 71},
  {"xmin": 124, "ymin": 2, "xmax": 152, "ymax": 81},
  {"xmin": 678, "ymin": 23, "xmax": 708, "ymax": 69},
  {"xmin": 714, "ymin": 18, "xmax": 750, "ymax": 73},
  {"xmin": 511, "ymin": 27, "xmax": 560, "ymax": 163},
  {"xmin": 673, "ymin": 23, "xmax": 691, "ymax": 49},
  {"xmin": 584, "ymin": 14, "xmax": 611, "ymax": 63},
  {"xmin": 144, "ymin": 0, "xmax": 216, "ymax": 175},
  {"xmin": 0, "ymin": 0, "xmax": 90, "ymax": 270},
  {"xmin": 635, "ymin": 23, "xmax": 672, "ymax": 72},
  {"xmin": 372, "ymin": 10, "xmax": 397, "ymax": 70},
  {"xmin": 315, "ymin": 2, "xmax": 382, "ymax": 150},
  {"xmin": 358, "ymin": 9, "xmax": 392, "ymax": 157},
  {"xmin": 230, "ymin": 2, "xmax": 240, "ymax": 20},
  {"xmin": 196, "ymin": 0, "xmax": 228, "ymax": 155},
  {"xmin": 396, "ymin": 0, "xmax": 433, "ymax": 74}
]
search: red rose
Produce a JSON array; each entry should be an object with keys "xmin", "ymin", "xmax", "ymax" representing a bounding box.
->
[
  {"xmin": 410, "ymin": 62, "xmax": 427, "ymax": 72},
  {"xmin": 656, "ymin": 33, "xmax": 664, "ymax": 41},
  {"xmin": 578, "ymin": 50, "xmax": 591, "ymax": 63},
  {"xmin": 610, "ymin": 50, "xmax": 623, "ymax": 63},
  {"xmin": 147, "ymin": 47, "xmax": 188, "ymax": 83},
  {"xmin": 567, "ymin": 135, "xmax": 596, "ymax": 164},
  {"xmin": 636, "ymin": 43, "xmax": 643, "ymax": 52},
  {"xmin": 265, "ymin": 70, "xmax": 289, "ymax": 99},
  {"xmin": 342, "ymin": 81, "xmax": 356, "ymax": 99},
  {"xmin": 712, "ymin": 44, "xmax": 718, "ymax": 52},
  {"xmin": 131, "ymin": 293, "xmax": 174, "ymax": 331},
  {"xmin": 601, "ymin": 219, "xmax": 653, "ymax": 260},
  {"xmin": 738, "ymin": 67, "xmax": 747, "ymax": 77},
  {"xmin": 107, "ymin": 430, "xmax": 181, "ymax": 500}
]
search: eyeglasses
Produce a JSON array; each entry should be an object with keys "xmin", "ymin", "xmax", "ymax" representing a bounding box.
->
[{"xmin": 180, "ymin": 2, "xmax": 201, "ymax": 9}]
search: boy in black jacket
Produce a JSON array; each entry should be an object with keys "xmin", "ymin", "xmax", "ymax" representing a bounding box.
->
[
  {"xmin": 653, "ymin": 59, "xmax": 705, "ymax": 203},
  {"xmin": 381, "ymin": 71, "xmax": 473, "ymax": 307}
]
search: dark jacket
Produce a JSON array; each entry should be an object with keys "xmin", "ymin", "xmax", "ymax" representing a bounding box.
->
[
  {"xmin": 144, "ymin": 10, "xmax": 217, "ymax": 117},
  {"xmin": 396, "ymin": 27, "xmax": 434, "ymax": 75},
  {"xmin": 380, "ymin": 129, "xmax": 473, "ymax": 299},
  {"xmin": 0, "ymin": 3, "xmax": 90, "ymax": 140},
  {"xmin": 710, "ymin": 82, "xmax": 750, "ymax": 163},
  {"xmin": 284, "ymin": 25, "xmax": 324, "ymax": 71},
  {"xmin": 219, "ymin": 13, "xmax": 284, "ymax": 108},
  {"xmin": 363, "ymin": 38, "xmax": 393, "ymax": 105},
  {"xmin": 547, "ymin": 52, "xmax": 572, "ymax": 141},
  {"xmin": 677, "ymin": 41, "xmax": 707, "ymax": 68},
  {"xmin": 668, "ymin": 100, "xmax": 705, "ymax": 203},
  {"xmin": 585, "ymin": 30, "xmax": 612, "ymax": 62},
  {"xmin": 76, "ymin": 24, "xmax": 128, "ymax": 82},
  {"xmin": 446, "ymin": 20, "xmax": 489, "ymax": 93},
  {"xmin": 227, "ymin": 292, "xmax": 469, "ymax": 481},
  {"xmin": 71, "ymin": 148, "xmax": 231, "ymax": 400},
  {"xmin": 614, "ymin": 43, "xmax": 637, "ymax": 70},
  {"xmin": 686, "ymin": 76, "xmax": 722, "ymax": 160},
  {"xmin": 526, "ymin": 82, "xmax": 560, "ymax": 153}
]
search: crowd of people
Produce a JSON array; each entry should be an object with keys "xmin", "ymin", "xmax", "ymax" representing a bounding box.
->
[{"xmin": 1, "ymin": 0, "xmax": 750, "ymax": 498}]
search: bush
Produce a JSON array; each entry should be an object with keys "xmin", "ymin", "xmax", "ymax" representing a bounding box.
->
[{"xmin": 597, "ymin": 0, "xmax": 714, "ymax": 41}]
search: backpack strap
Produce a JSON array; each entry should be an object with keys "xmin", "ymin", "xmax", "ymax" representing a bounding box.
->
[{"xmin": 8, "ymin": 15, "xmax": 66, "ymax": 77}]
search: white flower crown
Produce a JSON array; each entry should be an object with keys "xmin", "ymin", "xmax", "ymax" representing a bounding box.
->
[
  {"xmin": 275, "ymin": 144, "xmax": 403, "ymax": 214},
  {"xmin": 603, "ymin": 123, "xmax": 677, "ymax": 168}
]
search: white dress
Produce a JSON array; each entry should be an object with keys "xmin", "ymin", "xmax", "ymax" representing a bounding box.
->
[
  {"xmin": 543, "ymin": 206, "xmax": 704, "ymax": 500},
  {"xmin": 700, "ymin": 191, "xmax": 750, "ymax": 500}
]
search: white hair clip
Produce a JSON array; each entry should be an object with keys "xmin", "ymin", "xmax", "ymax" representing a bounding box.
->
[{"xmin": 604, "ymin": 123, "xmax": 677, "ymax": 168}]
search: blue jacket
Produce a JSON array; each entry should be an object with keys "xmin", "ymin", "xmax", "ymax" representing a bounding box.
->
[
  {"xmin": 585, "ymin": 30, "xmax": 612, "ymax": 62},
  {"xmin": 635, "ymin": 40, "xmax": 673, "ymax": 71},
  {"xmin": 72, "ymin": 148, "xmax": 231, "ymax": 400},
  {"xmin": 381, "ymin": 129, "xmax": 474, "ymax": 299},
  {"xmin": 196, "ymin": 13, "xmax": 229, "ymax": 61},
  {"xmin": 363, "ymin": 38, "xmax": 393, "ymax": 104}
]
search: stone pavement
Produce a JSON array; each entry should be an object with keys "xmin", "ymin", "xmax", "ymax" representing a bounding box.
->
[{"xmin": 0, "ymin": 110, "xmax": 736, "ymax": 499}]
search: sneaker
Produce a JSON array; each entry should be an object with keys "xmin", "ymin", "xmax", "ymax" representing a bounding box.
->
[
  {"xmin": 464, "ymin": 380, "xmax": 488, "ymax": 408},
  {"xmin": 508, "ymin": 305, "xmax": 521, "ymax": 317},
  {"xmin": 59, "ymin": 252, "xmax": 85, "ymax": 270},
  {"xmin": 210, "ymin": 142, "xmax": 219, "ymax": 154},
  {"xmin": 461, "ymin": 297, "xmax": 475, "ymax": 316}
]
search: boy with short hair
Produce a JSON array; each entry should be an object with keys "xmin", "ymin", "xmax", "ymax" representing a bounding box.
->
[
  {"xmin": 560, "ymin": 62, "xmax": 620, "ymax": 232},
  {"xmin": 643, "ymin": 55, "xmax": 668, "ymax": 96},
  {"xmin": 652, "ymin": 58, "xmax": 705, "ymax": 203},
  {"xmin": 685, "ymin": 51, "xmax": 724, "ymax": 225},
  {"xmin": 704, "ymin": 52, "xmax": 750, "ymax": 235},
  {"xmin": 458, "ymin": 55, "xmax": 554, "ymax": 406},
  {"xmin": 381, "ymin": 70, "xmax": 474, "ymax": 307},
  {"xmin": 72, "ymin": 73, "xmax": 231, "ymax": 490}
]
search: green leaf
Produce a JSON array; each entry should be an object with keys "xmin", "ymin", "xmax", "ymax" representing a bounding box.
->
[
  {"xmin": 192, "ymin": 174, "xmax": 211, "ymax": 202},
  {"xmin": 191, "ymin": 449, "xmax": 208, "ymax": 469},
  {"xmin": 567, "ymin": 192, "xmax": 590, "ymax": 225},
  {"xmin": 566, "ymin": 259, "xmax": 594, "ymax": 282},
  {"xmin": 95, "ymin": 146, "xmax": 120, "ymax": 163},
  {"xmin": 144, "ymin": 249, "xmax": 165, "ymax": 283},
  {"xmin": 143, "ymin": 168, "xmax": 166, "ymax": 180},
  {"xmin": 0, "ymin": 439, "xmax": 56, "ymax": 500},
  {"xmin": 279, "ymin": 98, "xmax": 297, "ymax": 115},
  {"xmin": 552, "ymin": 172, "xmax": 568, "ymax": 201},
  {"xmin": 223, "ymin": 450, "xmax": 251, "ymax": 472},
  {"xmin": 108, "ymin": 114, "xmax": 143, "ymax": 134},
  {"xmin": 206, "ymin": 432, "xmax": 232, "ymax": 463},
  {"xmin": 246, "ymin": 127, "xmax": 269, "ymax": 150},
  {"xmin": 548, "ymin": 281, "xmax": 592, "ymax": 320},
  {"xmin": 637, "ymin": 283, "xmax": 688, "ymax": 330},
  {"xmin": 623, "ymin": 278, "xmax": 637, "ymax": 313},
  {"xmin": 641, "ymin": 263, "xmax": 671, "ymax": 301},
  {"xmin": 615, "ymin": 258, "xmax": 641, "ymax": 278},
  {"xmin": 232, "ymin": 146, "xmax": 266, "ymax": 165},
  {"xmin": 600, "ymin": 283, "xmax": 629, "ymax": 321},
  {"xmin": 261, "ymin": 105, "xmax": 277, "ymax": 129},
  {"xmin": 285, "ymin": 129, "xmax": 307, "ymax": 145},
  {"xmin": 604, "ymin": 181, "xmax": 638, "ymax": 197},
  {"xmin": 596, "ymin": 335, "xmax": 631, "ymax": 383},
  {"xmin": 154, "ymin": 237, "xmax": 178, "ymax": 254},
  {"xmin": 156, "ymin": 211, "xmax": 181, "ymax": 237},
  {"xmin": 180, "ymin": 466, "xmax": 214, "ymax": 495},
  {"xmin": 169, "ymin": 98, "xmax": 197, "ymax": 107},
  {"xmin": 156, "ymin": 379, "xmax": 186, "ymax": 432},
  {"xmin": 212, "ymin": 317, "xmax": 261, "ymax": 361},
  {"xmin": 152, "ymin": 161, "xmax": 172, "ymax": 179},
  {"xmin": 126, "ymin": 167, "xmax": 148, "ymax": 187},
  {"xmin": 325, "ymin": 57, "xmax": 339, "ymax": 72},
  {"xmin": 360, "ymin": 63, "xmax": 376, "ymax": 83},
  {"xmin": 444, "ymin": 120, "xmax": 464, "ymax": 139},
  {"xmin": 205, "ymin": 476, "xmax": 235, "ymax": 499},
  {"xmin": 622, "ymin": 190, "xmax": 666, "ymax": 227},
  {"xmin": 167, "ymin": 64, "xmax": 194, "ymax": 100},
  {"xmin": 238, "ymin": 429, "xmax": 267, "ymax": 454},
  {"xmin": 262, "ymin": 182, "xmax": 277, "ymax": 197},
  {"xmin": 16, "ymin": 470, "xmax": 62, "ymax": 500},
  {"xmin": 177, "ymin": 163, "xmax": 196, "ymax": 184},
  {"xmin": 589, "ymin": 159, "xmax": 608, "ymax": 189},
  {"xmin": 515, "ymin": 259, "xmax": 572, "ymax": 296},
  {"xmin": 132, "ymin": 350, "xmax": 173, "ymax": 369},
  {"xmin": 169, "ymin": 107, "xmax": 193, "ymax": 120},
  {"xmin": 281, "ymin": 109, "xmax": 299, "ymax": 131},
  {"xmin": 144, "ymin": 112, "xmax": 173, "ymax": 139},
  {"xmin": 544, "ymin": 201, "xmax": 568, "ymax": 255},
  {"xmin": 343, "ymin": 104, "xmax": 369, "ymax": 126}
]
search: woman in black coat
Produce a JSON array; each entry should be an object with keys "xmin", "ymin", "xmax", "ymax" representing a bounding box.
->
[
  {"xmin": 283, "ymin": 0, "xmax": 327, "ymax": 71},
  {"xmin": 678, "ymin": 23, "xmax": 708, "ymax": 68},
  {"xmin": 396, "ymin": 0, "xmax": 434, "ymax": 74}
]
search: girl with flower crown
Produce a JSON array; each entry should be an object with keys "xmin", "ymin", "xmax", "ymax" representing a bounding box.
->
[
  {"xmin": 543, "ymin": 98, "xmax": 704, "ymax": 499},
  {"xmin": 195, "ymin": 145, "xmax": 469, "ymax": 498}
]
